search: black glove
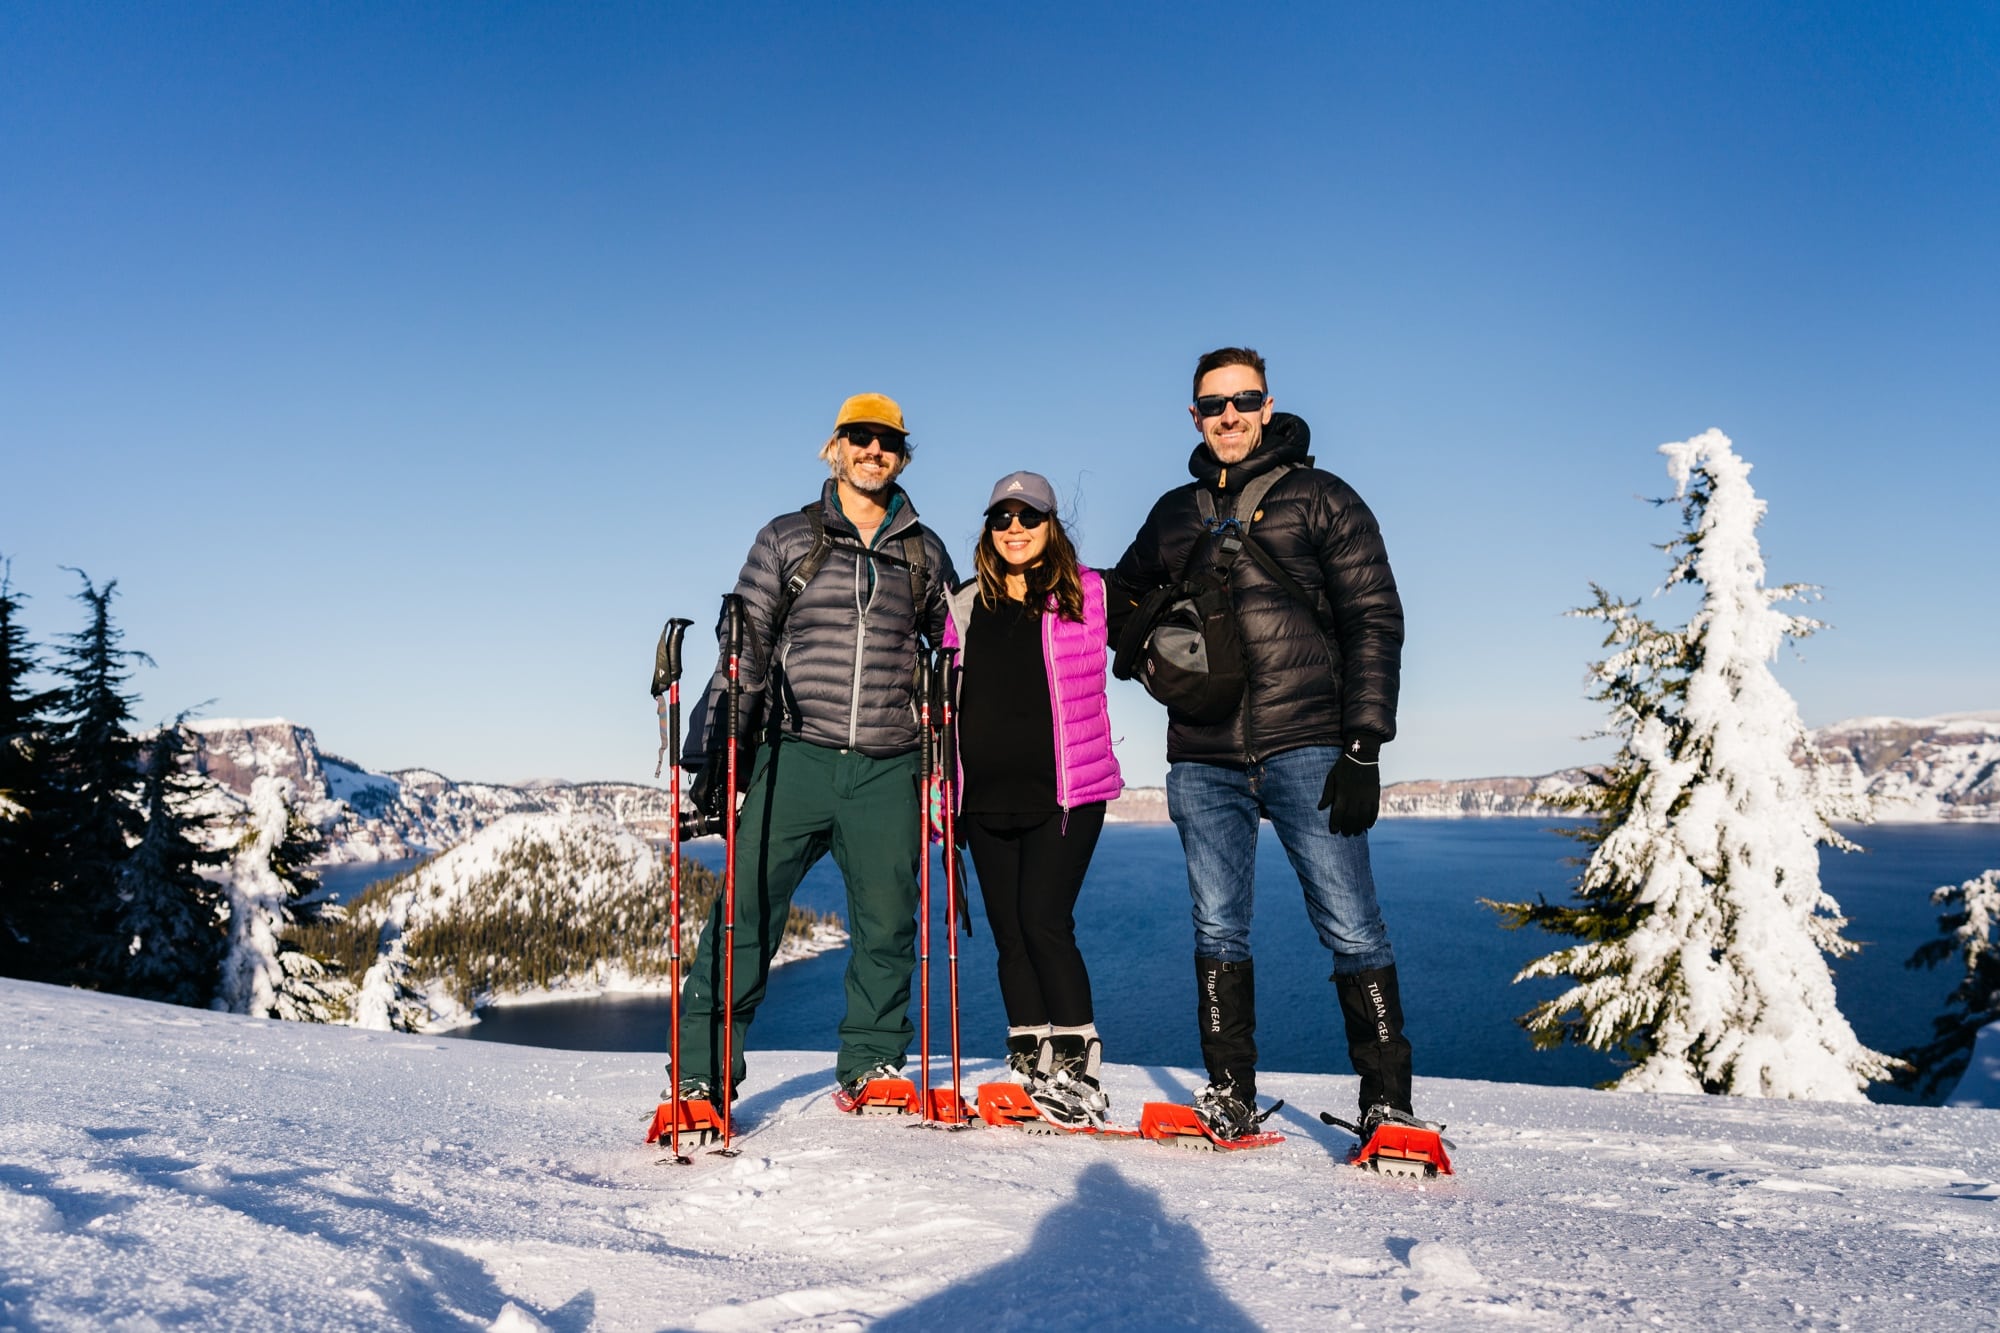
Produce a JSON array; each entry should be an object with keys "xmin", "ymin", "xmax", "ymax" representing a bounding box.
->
[{"xmin": 1317, "ymin": 736, "xmax": 1382, "ymax": 837}]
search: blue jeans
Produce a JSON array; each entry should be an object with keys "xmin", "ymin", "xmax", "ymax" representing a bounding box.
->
[{"xmin": 1166, "ymin": 746, "xmax": 1396, "ymax": 974}]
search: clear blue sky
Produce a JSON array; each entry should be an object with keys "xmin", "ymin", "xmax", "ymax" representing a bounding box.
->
[{"xmin": 4, "ymin": 2, "xmax": 1995, "ymax": 787}]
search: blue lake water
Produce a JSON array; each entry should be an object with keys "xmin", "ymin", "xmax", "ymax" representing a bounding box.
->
[
  {"xmin": 440, "ymin": 820, "xmax": 2000, "ymax": 1104},
  {"xmin": 317, "ymin": 857, "xmax": 425, "ymax": 905}
]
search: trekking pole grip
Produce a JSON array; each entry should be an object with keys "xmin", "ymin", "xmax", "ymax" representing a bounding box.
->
[
  {"xmin": 721, "ymin": 594, "xmax": 746, "ymax": 660},
  {"xmin": 662, "ymin": 618, "xmax": 693, "ymax": 686}
]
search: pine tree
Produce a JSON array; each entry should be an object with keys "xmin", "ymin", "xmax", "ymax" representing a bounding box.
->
[
  {"xmin": 0, "ymin": 560, "xmax": 66, "ymax": 979},
  {"xmin": 43, "ymin": 571, "xmax": 153, "ymax": 982},
  {"xmin": 1487, "ymin": 428, "xmax": 1897, "ymax": 1101},
  {"xmin": 102, "ymin": 720, "xmax": 230, "ymax": 1005},
  {"xmin": 216, "ymin": 776, "xmax": 350, "ymax": 1021},
  {"xmin": 1902, "ymin": 869, "xmax": 2000, "ymax": 1097},
  {"xmin": 351, "ymin": 891, "xmax": 429, "ymax": 1032}
]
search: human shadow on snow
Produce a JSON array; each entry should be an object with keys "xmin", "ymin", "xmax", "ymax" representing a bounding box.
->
[{"xmin": 871, "ymin": 1160, "xmax": 1259, "ymax": 1331}]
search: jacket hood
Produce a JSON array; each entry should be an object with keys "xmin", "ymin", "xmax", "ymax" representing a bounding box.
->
[{"xmin": 1186, "ymin": 412, "xmax": 1313, "ymax": 488}]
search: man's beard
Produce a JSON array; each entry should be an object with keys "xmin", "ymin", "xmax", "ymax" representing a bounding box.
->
[{"xmin": 840, "ymin": 457, "xmax": 896, "ymax": 494}]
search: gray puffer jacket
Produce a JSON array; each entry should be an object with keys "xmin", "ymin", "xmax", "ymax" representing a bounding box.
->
[{"xmin": 683, "ymin": 480, "xmax": 957, "ymax": 761}]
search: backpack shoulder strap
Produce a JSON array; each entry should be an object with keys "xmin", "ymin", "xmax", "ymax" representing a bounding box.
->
[
  {"xmin": 783, "ymin": 502, "xmax": 835, "ymax": 606},
  {"xmin": 756, "ymin": 502, "xmax": 836, "ymax": 662},
  {"xmin": 1229, "ymin": 469, "xmax": 1333, "ymax": 632},
  {"xmin": 1195, "ymin": 464, "xmax": 1296, "ymax": 583},
  {"xmin": 902, "ymin": 529, "xmax": 928, "ymax": 619},
  {"xmin": 1232, "ymin": 464, "xmax": 1294, "ymax": 533}
]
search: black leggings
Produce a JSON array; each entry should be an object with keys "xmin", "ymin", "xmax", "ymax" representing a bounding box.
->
[{"xmin": 961, "ymin": 804, "xmax": 1107, "ymax": 1029}]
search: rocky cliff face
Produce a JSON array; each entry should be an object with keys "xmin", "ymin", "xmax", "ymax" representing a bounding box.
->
[
  {"xmin": 182, "ymin": 720, "xmax": 680, "ymax": 862},
  {"xmin": 1110, "ymin": 715, "xmax": 2000, "ymax": 824},
  {"xmin": 1378, "ymin": 769, "xmax": 1595, "ymax": 819},
  {"xmin": 180, "ymin": 710, "xmax": 1999, "ymax": 866},
  {"xmin": 1808, "ymin": 713, "xmax": 2000, "ymax": 822}
]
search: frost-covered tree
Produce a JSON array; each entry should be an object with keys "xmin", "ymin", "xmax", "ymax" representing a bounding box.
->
[
  {"xmin": 102, "ymin": 721, "xmax": 229, "ymax": 1005},
  {"xmin": 0, "ymin": 560, "xmax": 66, "ymax": 979},
  {"xmin": 1488, "ymin": 428, "xmax": 1896, "ymax": 1101},
  {"xmin": 351, "ymin": 892, "xmax": 429, "ymax": 1032},
  {"xmin": 216, "ymin": 776, "xmax": 349, "ymax": 1021},
  {"xmin": 40, "ymin": 571, "xmax": 154, "ymax": 982},
  {"xmin": 1902, "ymin": 869, "xmax": 2000, "ymax": 1096}
]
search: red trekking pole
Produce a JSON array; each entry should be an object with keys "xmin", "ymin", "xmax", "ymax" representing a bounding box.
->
[
  {"xmin": 916, "ymin": 650, "xmax": 935, "ymax": 1122},
  {"xmin": 645, "ymin": 618, "xmax": 726, "ymax": 1157},
  {"xmin": 713, "ymin": 594, "xmax": 747, "ymax": 1157},
  {"xmin": 938, "ymin": 647, "xmax": 969, "ymax": 1125},
  {"xmin": 654, "ymin": 618, "xmax": 695, "ymax": 1163}
]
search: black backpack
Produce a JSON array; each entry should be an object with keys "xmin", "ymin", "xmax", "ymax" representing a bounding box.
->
[{"xmin": 1113, "ymin": 466, "xmax": 1299, "ymax": 723}]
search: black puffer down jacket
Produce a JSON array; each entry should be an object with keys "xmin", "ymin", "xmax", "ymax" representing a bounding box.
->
[
  {"xmin": 1107, "ymin": 413, "xmax": 1403, "ymax": 766},
  {"xmin": 684, "ymin": 480, "xmax": 957, "ymax": 761}
]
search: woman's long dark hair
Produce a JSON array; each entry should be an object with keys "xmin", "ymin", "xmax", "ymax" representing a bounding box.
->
[{"xmin": 974, "ymin": 511, "xmax": 1085, "ymax": 622}]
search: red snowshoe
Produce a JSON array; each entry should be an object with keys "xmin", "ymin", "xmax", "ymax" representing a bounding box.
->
[
  {"xmin": 1321, "ymin": 1109, "xmax": 1454, "ymax": 1179},
  {"xmin": 646, "ymin": 1096, "xmax": 727, "ymax": 1151},
  {"xmin": 925, "ymin": 1084, "xmax": 976, "ymax": 1125},
  {"xmin": 1138, "ymin": 1100, "xmax": 1285, "ymax": 1151},
  {"xmin": 832, "ymin": 1074, "xmax": 921, "ymax": 1116},
  {"xmin": 975, "ymin": 1082, "xmax": 1142, "ymax": 1137}
]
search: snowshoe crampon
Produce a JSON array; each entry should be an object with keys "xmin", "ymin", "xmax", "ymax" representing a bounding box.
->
[
  {"xmin": 1321, "ymin": 1112, "xmax": 1453, "ymax": 1178},
  {"xmin": 646, "ymin": 1097, "xmax": 727, "ymax": 1150},
  {"xmin": 974, "ymin": 1083, "xmax": 1140, "ymax": 1137},
  {"xmin": 924, "ymin": 1085, "xmax": 976, "ymax": 1125},
  {"xmin": 1138, "ymin": 1101, "xmax": 1284, "ymax": 1151},
  {"xmin": 832, "ymin": 1077, "xmax": 920, "ymax": 1116}
]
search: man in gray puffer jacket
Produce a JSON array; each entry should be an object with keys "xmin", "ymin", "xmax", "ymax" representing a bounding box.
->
[{"xmin": 675, "ymin": 392, "xmax": 957, "ymax": 1107}]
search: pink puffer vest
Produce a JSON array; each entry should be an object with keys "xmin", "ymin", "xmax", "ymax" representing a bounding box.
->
[{"xmin": 943, "ymin": 567, "xmax": 1123, "ymax": 811}]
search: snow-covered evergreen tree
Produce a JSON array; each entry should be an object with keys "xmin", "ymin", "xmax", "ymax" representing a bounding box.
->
[
  {"xmin": 103, "ymin": 721, "xmax": 229, "ymax": 1005},
  {"xmin": 351, "ymin": 891, "xmax": 429, "ymax": 1032},
  {"xmin": 0, "ymin": 560, "xmax": 66, "ymax": 979},
  {"xmin": 1488, "ymin": 428, "xmax": 1896, "ymax": 1101},
  {"xmin": 1903, "ymin": 868, "xmax": 2000, "ymax": 1096},
  {"xmin": 216, "ymin": 776, "xmax": 350, "ymax": 1022}
]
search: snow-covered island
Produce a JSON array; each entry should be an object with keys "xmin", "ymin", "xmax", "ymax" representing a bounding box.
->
[
  {"xmin": 1, "ymin": 978, "xmax": 1993, "ymax": 1330},
  {"xmin": 320, "ymin": 810, "xmax": 844, "ymax": 1033}
]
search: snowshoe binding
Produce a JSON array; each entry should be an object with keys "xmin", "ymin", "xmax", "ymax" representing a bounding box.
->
[
  {"xmin": 976, "ymin": 1034, "xmax": 1138, "ymax": 1136},
  {"xmin": 1000, "ymin": 1031, "xmax": 1048, "ymax": 1087},
  {"xmin": 647, "ymin": 1080, "xmax": 729, "ymax": 1153},
  {"xmin": 1140, "ymin": 1080, "xmax": 1286, "ymax": 1151},
  {"xmin": 832, "ymin": 1064, "xmax": 920, "ymax": 1116},
  {"xmin": 1320, "ymin": 1103, "xmax": 1453, "ymax": 1178},
  {"xmin": 1029, "ymin": 1034, "xmax": 1110, "ymax": 1127}
]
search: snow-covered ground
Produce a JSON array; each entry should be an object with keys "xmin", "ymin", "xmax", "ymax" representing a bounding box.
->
[{"xmin": 3, "ymin": 981, "xmax": 1996, "ymax": 1331}]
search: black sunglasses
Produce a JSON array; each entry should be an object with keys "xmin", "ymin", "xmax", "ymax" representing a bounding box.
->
[
  {"xmin": 986, "ymin": 507, "xmax": 1049, "ymax": 532},
  {"xmin": 839, "ymin": 425, "xmax": 907, "ymax": 454},
  {"xmin": 1193, "ymin": 390, "xmax": 1269, "ymax": 418}
]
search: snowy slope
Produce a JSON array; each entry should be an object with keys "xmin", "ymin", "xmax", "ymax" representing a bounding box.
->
[
  {"xmin": 364, "ymin": 811, "xmax": 661, "ymax": 931},
  {"xmin": 3, "ymin": 981, "xmax": 1995, "ymax": 1331}
]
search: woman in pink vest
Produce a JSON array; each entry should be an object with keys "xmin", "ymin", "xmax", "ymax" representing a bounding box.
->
[{"xmin": 944, "ymin": 471, "xmax": 1122, "ymax": 1128}]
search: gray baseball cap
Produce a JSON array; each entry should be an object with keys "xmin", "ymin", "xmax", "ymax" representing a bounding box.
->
[{"xmin": 985, "ymin": 470, "xmax": 1059, "ymax": 515}]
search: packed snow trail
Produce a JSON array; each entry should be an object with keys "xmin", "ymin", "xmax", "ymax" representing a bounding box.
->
[{"xmin": 1, "ymin": 980, "xmax": 1995, "ymax": 1331}]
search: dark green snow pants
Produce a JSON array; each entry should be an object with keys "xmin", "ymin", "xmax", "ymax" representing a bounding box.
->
[{"xmin": 675, "ymin": 736, "xmax": 922, "ymax": 1091}]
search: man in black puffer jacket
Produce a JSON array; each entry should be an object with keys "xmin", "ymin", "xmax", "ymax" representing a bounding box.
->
[
  {"xmin": 1109, "ymin": 346, "xmax": 1426, "ymax": 1143},
  {"xmin": 674, "ymin": 392, "xmax": 957, "ymax": 1110}
]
